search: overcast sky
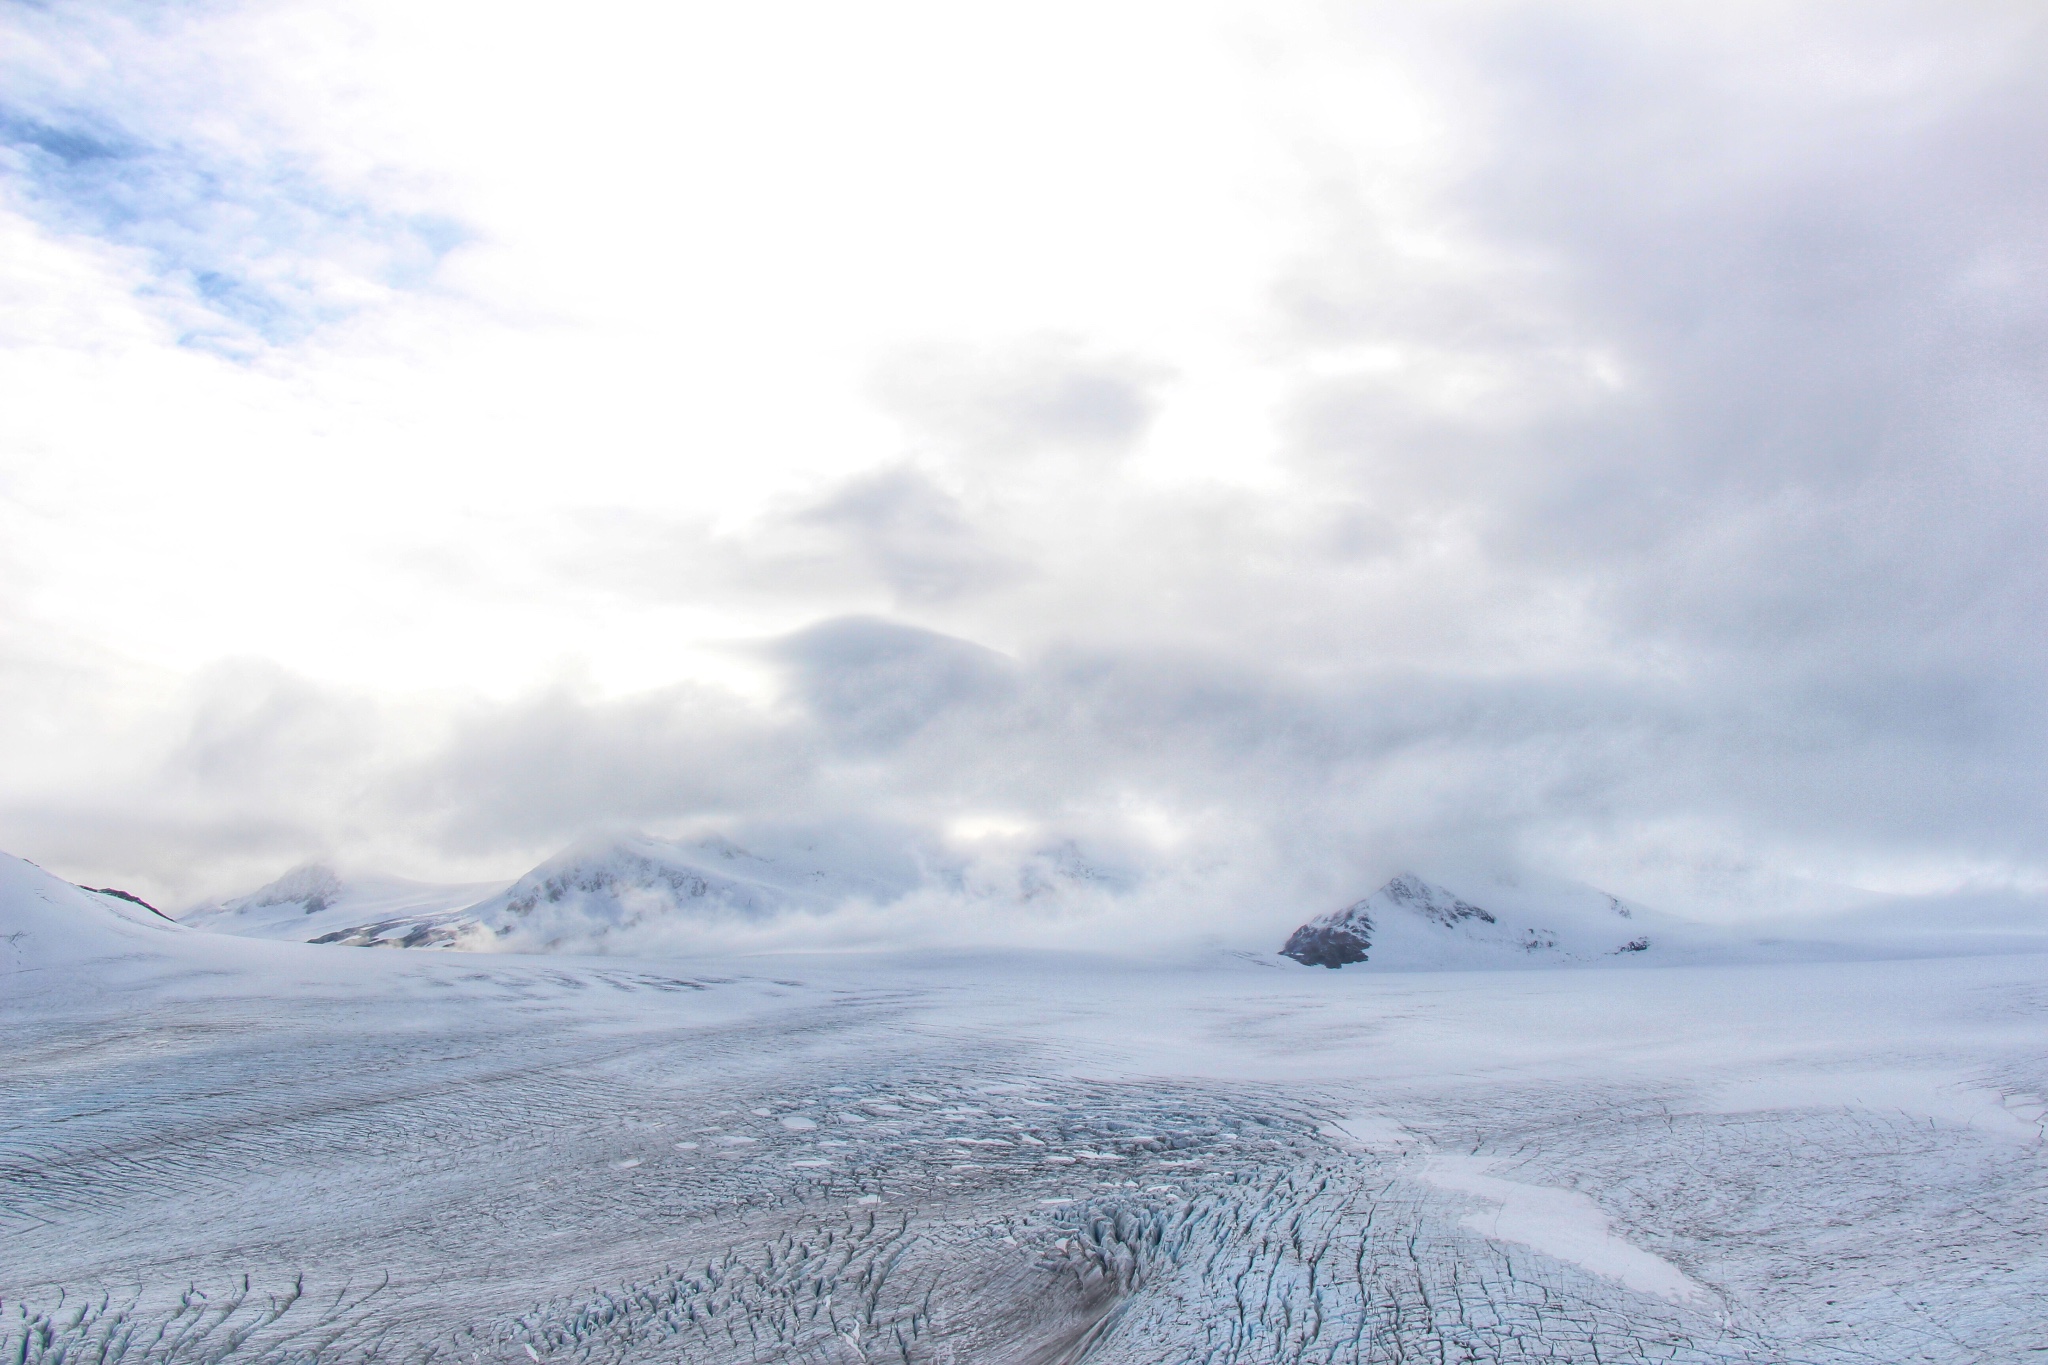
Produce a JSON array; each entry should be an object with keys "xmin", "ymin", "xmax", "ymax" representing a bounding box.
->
[{"xmin": 2, "ymin": 0, "xmax": 2042, "ymax": 927}]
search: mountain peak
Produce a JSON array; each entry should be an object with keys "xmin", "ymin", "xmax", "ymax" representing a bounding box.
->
[
  {"xmin": 236, "ymin": 863, "xmax": 348, "ymax": 913},
  {"xmin": 1280, "ymin": 873, "xmax": 1663, "ymax": 970},
  {"xmin": 1379, "ymin": 874, "xmax": 1496, "ymax": 927}
]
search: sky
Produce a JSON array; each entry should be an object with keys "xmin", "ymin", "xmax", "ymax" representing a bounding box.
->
[{"xmin": 2, "ymin": 0, "xmax": 2043, "ymax": 929}]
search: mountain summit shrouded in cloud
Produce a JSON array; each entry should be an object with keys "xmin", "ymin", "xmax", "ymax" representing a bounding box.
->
[
  {"xmin": 176, "ymin": 826, "xmax": 1141, "ymax": 954},
  {"xmin": 0, "ymin": 1, "xmax": 2042, "ymax": 934}
]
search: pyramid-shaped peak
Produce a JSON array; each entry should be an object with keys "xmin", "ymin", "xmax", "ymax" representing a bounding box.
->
[
  {"xmin": 1378, "ymin": 874, "xmax": 1496, "ymax": 926},
  {"xmin": 1280, "ymin": 874, "xmax": 1503, "ymax": 968},
  {"xmin": 240, "ymin": 863, "xmax": 347, "ymax": 912}
]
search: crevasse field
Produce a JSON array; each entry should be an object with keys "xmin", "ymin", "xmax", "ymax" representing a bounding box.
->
[{"xmin": 5, "ymin": 853, "xmax": 2046, "ymax": 1365}]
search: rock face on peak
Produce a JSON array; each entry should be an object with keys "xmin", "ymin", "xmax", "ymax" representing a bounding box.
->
[
  {"xmin": 1281, "ymin": 873, "xmax": 1681, "ymax": 970},
  {"xmin": 1279, "ymin": 909, "xmax": 1373, "ymax": 968},
  {"xmin": 87, "ymin": 886, "xmax": 171, "ymax": 920}
]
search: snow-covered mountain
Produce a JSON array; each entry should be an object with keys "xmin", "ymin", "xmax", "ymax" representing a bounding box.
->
[
  {"xmin": 0, "ymin": 851, "xmax": 191, "ymax": 976},
  {"xmin": 463, "ymin": 831, "xmax": 934, "ymax": 952},
  {"xmin": 177, "ymin": 814, "xmax": 1148, "ymax": 954},
  {"xmin": 181, "ymin": 864, "xmax": 508, "ymax": 948},
  {"xmin": 178, "ymin": 831, "xmax": 2045, "ymax": 968},
  {"xmin": 1281, "ymin": 872, "xmax": 1687, "ymax": 969},
  {"xmin": 183, "ymin": 829, "xmax": 947, "ymax": 954}
]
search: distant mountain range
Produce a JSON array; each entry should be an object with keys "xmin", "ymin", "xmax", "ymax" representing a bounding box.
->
[
  {"xmin": 176, "ymin": 829, "xmax": 1124, "ymax": 954},
  {"xmin": 178, "ymin": 835, "xmax": 861, "ymax": 951},
  {"xmin": 9, "ymin": 836, "xmax": 2032, "ymax": 970}
]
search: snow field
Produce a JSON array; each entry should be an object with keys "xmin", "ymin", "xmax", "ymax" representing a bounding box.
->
[{"xmin": 4, "ymin": 880, "xmax": 2045, "ymax": 1364}]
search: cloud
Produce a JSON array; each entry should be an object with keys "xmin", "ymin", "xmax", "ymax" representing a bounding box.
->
[
  {"xmin": 0, "ymin": 0, "xmax": 2041, "ymax": 931},
  {"xmin": 873, "ymin": 336, "xmax": 1169, "ymax": 459},
  {"xmin": 788, "ymin": 468, "xmax": 1023, "ymax": 605},
  {"xmin": 553, "ymin": 466, "xmax": 1021, "ymax": 611},
  {"xmin": 395, "ymin": 682, "xmax": 810, "ymax": 854},
  {"xmin": 769, "ymin": 616, "xmax": 1019, "ymax": 751}
]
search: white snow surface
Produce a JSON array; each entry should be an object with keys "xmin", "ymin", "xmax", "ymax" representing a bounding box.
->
[
  {"xmin": 1419, "ymin": 1156, "xmax": 1710, "ymax": 1303},
  {"xmin": 0, "ymin": 853, "xmax": 191, "ymax": 972},
  {"xmin": 6, "ymin": 845, "xmax": 2047, "ymax": 1363},
  {"xmin": 181, "ymin": 864, "xmax": 507, "ymax": 947}
]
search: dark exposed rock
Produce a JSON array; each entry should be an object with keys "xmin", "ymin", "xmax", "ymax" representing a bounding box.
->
[
  {"xmin": 310, "ymin": 915, "xmax": 466, "ymax": 948},
  {"xmin": 1281, "ymin": 916, "xmax": 1371, "ymax": 968},
  {"xmin": 88, "ymin": 886, "xmax": 171, "ymax": 920},
  {"xmin": 1279, "ymin": 874, "xmax": 1494, "ymax": 969}
]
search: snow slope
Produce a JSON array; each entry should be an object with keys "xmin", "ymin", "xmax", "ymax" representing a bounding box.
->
[
  {"xmin": 1281, "ymin": 872, "xmax": 1700, "ymax": 969},
  {"xmin": 181, "ymin": 864, "xmax": 509, "ymax": 947},
  {"xmin": 0, "ymin": 850, "xmax": 193, "ymax": 976}
]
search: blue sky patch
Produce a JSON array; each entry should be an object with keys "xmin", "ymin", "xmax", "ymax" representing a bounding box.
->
[{"xmin": 1, "ymin": 100, "xmax": 468, "ymax": 353}]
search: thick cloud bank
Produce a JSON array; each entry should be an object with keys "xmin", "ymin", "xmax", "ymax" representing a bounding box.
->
[{"xmin": 1, "ymin": 1, "xmax": 2042, "ymax": 934}]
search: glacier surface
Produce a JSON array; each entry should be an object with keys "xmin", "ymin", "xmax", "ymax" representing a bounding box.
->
[{"xmin": 6, "ymin": 852, "xmax": 2046, "ymax": 1363}]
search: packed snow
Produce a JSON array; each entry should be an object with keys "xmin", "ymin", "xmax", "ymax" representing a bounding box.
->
[{"xmin": 6, "ymin": 848, "xmax": 2046, "ymax": 1363}]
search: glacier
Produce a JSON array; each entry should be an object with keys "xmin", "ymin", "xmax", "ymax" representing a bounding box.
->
[{"xmin": 6, "ymin": 848, "xmax": 2046, "ymax": 1363}]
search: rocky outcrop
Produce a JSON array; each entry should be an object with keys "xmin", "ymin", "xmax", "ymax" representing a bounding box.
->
[
  {"xmin": 1280, "ymin": 912, "xmax": 1373, "ymax": 968},
  {"xmin": 87, "ymin": 886, "xmax": 171, "ymax": 920},
  {"xmin": 1281, "ymin": 872, "xmax": 1681, "ymax": 970}
]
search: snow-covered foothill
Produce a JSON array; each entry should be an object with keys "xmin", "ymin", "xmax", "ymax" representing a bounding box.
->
[
  {"xmin": 0, "ymin": 850, "xmax": 191, "ymax": 976},
  {"xmin": 1281, "ymin": 872, "xmax": 1694, "ymax": 969},
  {"xmin": 181, "ymin": 863, "xmax": 508, "ymax": 948}
]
